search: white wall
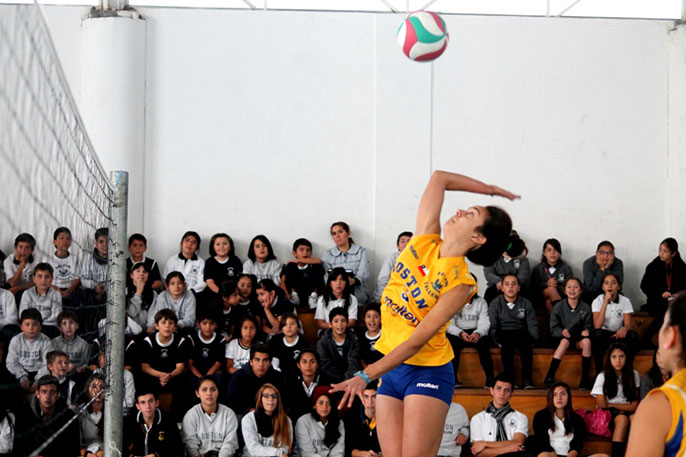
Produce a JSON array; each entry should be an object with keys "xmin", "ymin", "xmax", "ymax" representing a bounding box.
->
[{"xmin": 30, "ymin": 7, "xmax": 678, "ymax": 305}]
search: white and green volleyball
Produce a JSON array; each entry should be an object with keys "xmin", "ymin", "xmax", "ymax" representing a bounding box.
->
[{"xmin": 397, "ymin": 11, "xmax": 449, "ymax": 62}]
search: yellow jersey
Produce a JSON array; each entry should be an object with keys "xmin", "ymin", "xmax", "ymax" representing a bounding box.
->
[
  {"xmin": 649, "ymin": 368, "xmax": 686, "ymax": 457},
  {"xmin": 374, "ymin": 234, "xmax": 477, "ymax": 366}
]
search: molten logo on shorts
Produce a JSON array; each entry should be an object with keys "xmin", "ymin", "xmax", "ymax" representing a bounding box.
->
[{"xmin": 416, "ymin": 382, "xmax": 439, "ymax": 390}]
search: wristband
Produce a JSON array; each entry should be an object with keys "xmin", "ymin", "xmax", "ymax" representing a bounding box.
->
[{"xmin": 354, "ymin": 370, "xmax": 371, "ymax": 384}]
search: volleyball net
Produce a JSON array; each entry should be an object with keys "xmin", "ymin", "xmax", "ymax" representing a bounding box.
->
[{"xmin": 0, "ymin": 3, "xmax": 128, "ymax": 456}]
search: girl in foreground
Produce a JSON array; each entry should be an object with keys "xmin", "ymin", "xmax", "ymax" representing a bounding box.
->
[
  {"xmin": 626, "ymin": 293, "xmax": 686, "ymax": 457},
  {"xmin": 332, "ymin": 170, "xmax": 517, "ymax": 457}
]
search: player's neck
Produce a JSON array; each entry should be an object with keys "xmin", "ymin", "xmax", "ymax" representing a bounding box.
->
[{"xmin": 438, "ymin": 239, "xmax": 471, "ymax": 258}]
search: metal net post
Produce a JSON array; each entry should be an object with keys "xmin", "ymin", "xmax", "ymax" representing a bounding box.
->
[{"xmin": 104, "ymin": 170, "xmax": 128, "ymax": 457}]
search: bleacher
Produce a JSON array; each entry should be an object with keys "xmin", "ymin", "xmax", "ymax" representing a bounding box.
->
[{"xmin": 302, "ymin": 310, "xmax": 656, "ymax": 456}]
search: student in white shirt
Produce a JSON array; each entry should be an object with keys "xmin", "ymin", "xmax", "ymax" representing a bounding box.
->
[
  {"xmin": 469, "ymin": 372, "xmax": 532, "ymax": 457},
  {"xmin": 591, "ymin": 273, "xmax": 639, "ymax": 374},
  {"xmin": 591, "ymin": 342, "xmax": 639, "ymax": 457}
]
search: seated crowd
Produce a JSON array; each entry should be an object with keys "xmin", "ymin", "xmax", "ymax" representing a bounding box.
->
[{"xmin": 0, "ymin": 223, "xmax": 679, "ymax": 457}]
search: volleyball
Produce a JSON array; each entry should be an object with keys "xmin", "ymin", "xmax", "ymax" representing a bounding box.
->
[{"xmin": 397, "ymin": 11, "xmax": 449, "ymax": 62}]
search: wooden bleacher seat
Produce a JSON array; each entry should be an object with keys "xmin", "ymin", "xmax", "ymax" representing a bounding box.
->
[{"xmin": 453, "ymin": 388, "xmax": 612, "ymax": 456}]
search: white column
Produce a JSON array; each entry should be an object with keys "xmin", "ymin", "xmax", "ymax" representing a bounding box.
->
[
  {"xmin": 80, "ymin": 11, "xmax": 146, "ymax": 234},
  {"xmin": 667, "ymin": 25, "xmax": 686, "ymax": 241}
]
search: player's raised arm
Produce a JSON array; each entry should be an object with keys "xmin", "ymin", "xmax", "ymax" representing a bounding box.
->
[{"xmin": 415, "ymin": 171, "xmax": 520, "ymax": 236}]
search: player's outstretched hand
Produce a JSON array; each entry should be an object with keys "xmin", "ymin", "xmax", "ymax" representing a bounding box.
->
[
  {"xmin": 330, "ymin": 375, "xmax": 368, "ymax": 409},
  {"xmin": 490, "ymin": 185, "xmax": 520, "ymax": 201}
]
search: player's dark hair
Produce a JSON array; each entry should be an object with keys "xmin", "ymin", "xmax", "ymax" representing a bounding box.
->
[
  {"xmin": 53, "ymin": 227, "xmax": 72, "ymax": 240},
  {"xmin": 330, "ymin": 221, "xmax": 355, "ymax": 245},
  {"xmin": 505, "ymin": 230, "xmax": 527, "ymax": 258},
  {"xmin": 248, "ymin": 235, "xmax": 277, "ymax": 262},
  {"xmin": 208, "ymin": 233, "xmax": 235, "ymax": 257},
  {"xmin": 466, "ymin": 207, "xmax": 513, "ymax": 266},
  {"xmin": 292, "ymin": 238, "xmax": 313, "ymax": 251},
  {"xmin": 127, "ymin": 233, "xmax": 147, "ymax": 247},
  {"xmin": 666, "ymin": 293, "xmax": 686, "ymax": 365}
]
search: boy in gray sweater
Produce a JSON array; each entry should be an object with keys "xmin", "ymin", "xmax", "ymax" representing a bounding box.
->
[
  {"xmin": 488, "ymin": 275, "xmax": 538, "ymax": 389},
  {"xmin": 6, "ymin": 308, "xmax": 54, "ymax": 392}
]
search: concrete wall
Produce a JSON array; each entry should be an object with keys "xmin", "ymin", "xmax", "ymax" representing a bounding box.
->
[{"xmin": 17, "ymin": 6, "xmax": 679, "ymax": 305}]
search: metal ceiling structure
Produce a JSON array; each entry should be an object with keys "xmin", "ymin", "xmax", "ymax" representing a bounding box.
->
[{"xmin": 3, "ymin": 0, "xmax": 684, "ymax": 20}]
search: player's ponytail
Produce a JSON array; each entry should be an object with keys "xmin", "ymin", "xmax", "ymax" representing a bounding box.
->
[{"xmin": 466, "ymin": 206, "xmax": 512, "ymax": 266}]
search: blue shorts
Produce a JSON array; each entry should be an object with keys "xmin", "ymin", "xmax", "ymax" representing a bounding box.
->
[{"xmin": 377, "ymin": 362, "xmax": 454, "ymax": 405}]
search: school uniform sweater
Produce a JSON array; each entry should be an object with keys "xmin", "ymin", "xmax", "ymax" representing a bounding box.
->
[
  {"xmin": 549, "ymin": 299, "xmax": 593, "ymax": 338},
  {"xmin": 437, "ymin": 402, "xmax": 470, "ymax": 457},
  {"xmin": 241, "ymin": 411, "xmax": 293, "ymax": 457},
  {"xmin": 19, "ymin": 287, "xmax": 62, "ymax": 327},
  {"xmin": 182, "ymin": 403, "xmax": 239, "ymax": 457},
  {"xmin": 146, "ymin": 289, "xmax": 196, "ymax": 329},
  {"xmin": 79, "ymin": 252, "xmax": 108, "ymax": 289},
  {"xmin": 447, "ymin": 296, "xmax": 490, "ymax": 337},
  {"xmin": 123, "ymin": 408, "xmax": 183, "ymax": 457},
  {"xmin": 295, "ymin": 413, "xmax": 345, "ymax": 457},
  {"xmin": 127, "ymin": 290, "xmax": 158, "ymax": 329},
  {"xmin": 0, "ymin": 288, "xmax": 18, "ymax": 329},
  {"xmin": 3, "ymin": 254, "xmax": 36, "ymax": 287},
  {"xmin": 243, "ymin": 259, "xmax": 283, "ymax": 284},
  {"xmin": 488, "ymin": 295, "xmax": 539, "ymax": 344},
  {"xmin": 316, "ymin": 329, "xmax": 360, "ymax": 384},
  {"xmin": 582, "ymin": 255, "xmax": 624, "ymax": 294},
  {"xmin": 163, "ymin": 253, "xmax": 206, "ymax": 294},
  {"xmin": 51, "ymin": 334, "xmax": 91, "ymax": 368},
  {"xmin": 6, "ymin": 332, "xmax": 53, "ymax": 380},
  {"xmin": 530, "ymin": 260, "xmax": 574, "ymax": 296},
  {"xmin": 374, "ymin": 250, "xmax": 400, "ymax": 301},
  {"xmin": 483, "ymin": 256, "xmax": 531, "ymax": 289}
]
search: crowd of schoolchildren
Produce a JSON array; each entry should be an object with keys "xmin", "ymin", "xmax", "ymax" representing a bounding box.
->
[{"xmin": 0, "ymin": 223, "xmax": 678, "ymax": 457}]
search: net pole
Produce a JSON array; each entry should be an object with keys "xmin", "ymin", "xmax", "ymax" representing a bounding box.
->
[{"xmin": 104, "ymin": 170, "xmax": 128, "ymax": 457}]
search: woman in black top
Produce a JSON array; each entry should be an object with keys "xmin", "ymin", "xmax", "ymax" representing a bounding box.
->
[
  {"xmin": 640, "ymin": 237, "xmax": 686, "ymax": 347},
  {"xmin": 532, "ymin": 382, "xmax": 587, "ymax": 457}
]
